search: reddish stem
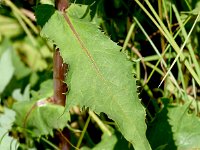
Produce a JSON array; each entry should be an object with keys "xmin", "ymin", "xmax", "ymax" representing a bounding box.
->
[
  {"xmin": 53, "ymin": 49, "xmax": 67, "ymax": 106},
  {"xmin": 53, "ymin": 1, "xmax": 70, "ymax": 150},
  {"xmin": 55, "ymin": 0, "xmax": 69, "ymax": 12}
]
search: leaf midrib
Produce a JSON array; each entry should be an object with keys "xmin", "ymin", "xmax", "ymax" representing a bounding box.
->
[{"xmin": 62, "ymin": 12, "xmax": 104, "ymax": 80}]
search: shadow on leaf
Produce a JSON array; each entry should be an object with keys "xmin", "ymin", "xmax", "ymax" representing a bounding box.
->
[{"xmin": 147, "ymin": 98, "xmax": 176, "ymax": 150}]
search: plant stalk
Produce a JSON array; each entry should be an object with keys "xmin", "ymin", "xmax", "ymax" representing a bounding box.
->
[
  {"xmin": 53, "ymin": 49, "xmax": 67, "ymax": 106},
  {"xmin": 53, "ymin": 0, "xmax": 70, "ymax": 150}
]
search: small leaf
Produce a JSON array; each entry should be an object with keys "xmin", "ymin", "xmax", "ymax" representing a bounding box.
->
[
  {"xmin": 11, "ymin": 48, "xmax": 31, "ymax": 79},
  {"xmin": 14, "ymin": 38, "xmax": 48, "ymax": 71},
  {"xmin": 13, "ymin": 80, "xmax": 70, "ymax": 136},
  {"xmin": 13, "ymin": 100, "xmax": 70, "ymax": 136},
  {"xmin": 0, "ymin": 38, "xmax": 31, "ymax": 80},
  {"xmin": 81, "ymin": 132, "xmax": 134, "ymax": 150},
  {"xmin": 93, "ymin": 134, "xmax": 118, "ymax": 150},
  {"xmin": 0, "ymin": 48, "xmax": 14, "ymax": 94},
  {"xmin": 36, "ymin": 4, "xmax": 151, "ymax": 149},
  {"xmin": 181, "ymin": 2, "xmax": 200, "ymax": 22},
  {"xmin": 0, "ymin": 15, "xmax": 23, "ymax": 38},
  {"xmin": 182, "ymin": 1, "xmax": 200, "ymax": 15},
  {"xmin": 81, "ymin": 134, "xmax": 118, "ymax": 150},
  {"xmin": 31, "ymin": 79, "xmax": 54, "ymax": 100},
  {"xmin": 168, "ymin": 102, "xmax": 200, "ymax": 150},
  {"xmin": 0, "ymin": 107, "xmax": 19, "ymax": 149},
  {"xmin": 147, "ymin": 99, "xmax": 176, "ymax": 150},
  {"xmin": 12, "ymin": 84, "xmax": 30, "ymax": 102}
]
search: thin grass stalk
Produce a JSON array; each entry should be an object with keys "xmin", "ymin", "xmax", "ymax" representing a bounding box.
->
[
  {"xmin": 13, "ymin": 12, "xmax": 37, "ymax": 47},
  {"xmin": 136, "ymin": 61, "xmax": 140, "ymax": 80},
  {"xmin": 145, "ymin": 62, "xmax": 164, "ymax": 76},
  {"xmin": 136, "ymin": 15, "xmax": 189, "ymax": 89},
  {"xmin": 134, "ymin": 0, "xmax": 200, "ymax": 86},
  {"xmin": 76, "ymin": 115, "xmax": 91, "ymax": 148},
  {"xmin": 145, "ymin": 0, "xmax": 200, "ymax": 86},
  {"xmin": 143, "ymin": 52, "xmax": 190, "ymax": 62},
  {"xmin": 122, "ymin": 22, "xmax": 136, "ymax": 52},
  {"xmin": 172, "ymin": 5, "xmax": 200, "ymax": 78},
  {"xmin": 4, "ymin": 0, "xmax": 39, "ymax": 34},
  {"xmin": 184, "ymin": 0, "xmax": 192, "ymax": 10},
  {"xmin": 134, "ymin": 17, "xmax": 180, "ymax": 90},
  {"xmin": 89, "ymin": 110, "xmax": 112, "ymax": 136},
  {"xmin": 162, "ymin": 0, "xmax": 172, "ymax": 34},
  {"xmin": 159, "ymin": 13, "xmax": 200, "ymax": 87},
  {"xmin": 158, "ymin": 0, "xmax": 165, "ymax": 51},
  {"xmin": 41, "ymin": 137, "xmax": 60, "ymax": 150},
  {"xmin": 177, "ymin": 60, "xmax": 186, "ymax": 91}
]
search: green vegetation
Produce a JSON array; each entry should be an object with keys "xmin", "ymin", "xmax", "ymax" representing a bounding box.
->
[{"xmin": 0, "ymin": 0, "xmax": 200, "ymax": 150}]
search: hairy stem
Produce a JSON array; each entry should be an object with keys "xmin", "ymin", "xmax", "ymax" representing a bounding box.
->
[
  {"xmin": 53, "ymin": 1, "xmax": 70, "ymax": 150},
  {"xmin": 53, "ymin": 49, "xmax": 67, "ymax": 106}
]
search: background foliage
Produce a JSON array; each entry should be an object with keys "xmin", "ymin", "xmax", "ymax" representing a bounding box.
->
[{"xmin": 1, "ymin": 0, "xmax": 200, "ymax": 150}]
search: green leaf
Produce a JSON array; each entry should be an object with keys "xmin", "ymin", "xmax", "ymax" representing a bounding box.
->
[
  {"xmin": 0, "ymin": 15, "xmax": 23, "ymax": 38},
  {"xmin": 0, "ymin": 38, "xmax": 31, "ymax": 80},
  {"xmin": 36, "ymin": 4, "xmax": 150, "ymax": 150},
  {"xmin": 14, "ymin": 37, "xmax": 48, "ymax": 71},
  {"xmin": 12, "ymin": 84, "xmax": 30, "ymax": 102},
  {"xmin": 182, "ymin": 1, "xmax": 200, "ymax": 15},
  {"xmin": 0, "ymin": 107, "xmax": 19, "ymax": 149},
  {"xmin": 31, "ymin": 79, "xmax": 54, "ymax": 100},
  {"xmin": 93, "ymin": 134, "xmax": 118, "ymax": 150},
  {"xmin": 168, "ymin": 102, "xmax": 200, "ymax": 150},
  {"xmin": 13, "ymin": 100, "xmax": 69, "ymax": 136},
  {"xmin": 147, "ymin": 99, "xmax": 176, "ymax": 150},
  {"xmin": 81, "ymin": 132, "xmax": 134, "ymax": 150},
  {"xmin": 81, "ymin": 134, "xmax": 117, "ymax": 150},
  {"xmin": 0, "ymin": 48, "xmax": 14, "ymax": 94},
  {"xmin": 34, "ymin": 4, "xmax": 55, "ymax": 27},
  {"xmin": 13, "ymin": 80, "xmax": 70, "ymax": 136},
  {"xmin": 181, "ymin": 2, "xmax": 200, "ymax": 22},
  {"xmin": 11, "ymin": 48, "xmax": 31, "ymax": 79}
]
